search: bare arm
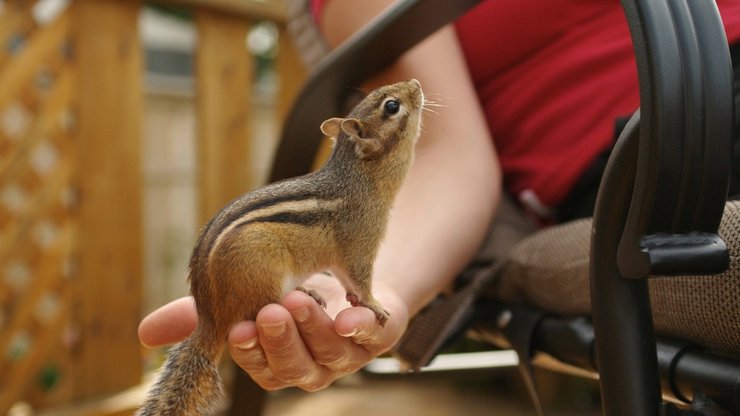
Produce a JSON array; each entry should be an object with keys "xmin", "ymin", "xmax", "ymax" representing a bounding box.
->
[
  {"xmin": 321, "ymin": 0, "xmax": 501, "ymax": 316},
  {"xmin": 139, "ymin": 0, "xmax": 501, "ymax": 391}
]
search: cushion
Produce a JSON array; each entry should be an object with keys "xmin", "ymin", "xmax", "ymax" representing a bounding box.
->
[{"xmin": 493, "ymin": 201, "xmax": 740, "ymax": 358}]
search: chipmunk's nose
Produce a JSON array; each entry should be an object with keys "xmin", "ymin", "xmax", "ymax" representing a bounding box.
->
[{"xmin": 408, "ymin": 79, "xmax": 423, "ymax": 107}]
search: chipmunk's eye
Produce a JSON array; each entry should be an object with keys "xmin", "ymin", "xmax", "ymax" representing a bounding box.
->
[{"xmin": 384, "ymin": 100, "xmax": 400, "ymax": 116}]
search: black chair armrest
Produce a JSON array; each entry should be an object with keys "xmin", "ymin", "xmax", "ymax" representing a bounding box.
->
[
  {"xmin": 616, "ymin": 0, "xmax": 734, "ymax": 278},
  {"xmin": 591, "ymin": 1, "xmax": 734, "ymax": 414}
]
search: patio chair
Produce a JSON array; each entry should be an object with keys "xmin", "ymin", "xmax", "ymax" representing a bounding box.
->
[{"xmin": 229, "ymin": 0, "xmax": 740, "ymax": 414}]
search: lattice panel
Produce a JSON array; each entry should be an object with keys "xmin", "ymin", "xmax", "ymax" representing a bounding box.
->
[
  {"xmin": 0, "ymin": 1, "xmax": 39, "ymax": 70},
  {"xmin": 0, "ymin": 2, "xmax": 79, "ymax": 412}
]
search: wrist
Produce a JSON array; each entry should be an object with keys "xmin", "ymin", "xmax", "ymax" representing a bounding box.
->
[{"xmin": 371, "ymin": 279, "xmax": 410, "ymax": 331}]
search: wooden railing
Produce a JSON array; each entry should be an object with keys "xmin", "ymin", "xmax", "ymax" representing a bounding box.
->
[{"xmin": 0, "ymin": 0, "xmax": 306, "ymax": 413}]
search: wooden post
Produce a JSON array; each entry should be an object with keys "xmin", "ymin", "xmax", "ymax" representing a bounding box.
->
[
  {"xmin": 72, "ymin": 0, "xmax": 143, "ymax": 399},
  {"xmin": 275, "ymin": 24, "xmax": 307, "ymax": 122},
  {"xmin": 195, "ymin": 10, "xmax": 253, "ymax": 223},
  {"xmin": 194, "ymin": 10, "xmax": 268, "ymax": 416}
]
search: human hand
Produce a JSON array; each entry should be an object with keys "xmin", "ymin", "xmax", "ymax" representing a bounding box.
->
[{"xmin": 137, "ymin": 276, "xmax": 409, "ymax": 392}]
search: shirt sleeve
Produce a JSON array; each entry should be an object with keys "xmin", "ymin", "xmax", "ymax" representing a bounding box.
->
[{"xmin": 310, "ymin": 0, "xmax": 326, "ymax": 24}]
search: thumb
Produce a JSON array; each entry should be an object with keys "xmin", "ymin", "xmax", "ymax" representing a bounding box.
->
[{"xmin": 138, "ymin": 296, "xmax": 198, "ymax": 347}]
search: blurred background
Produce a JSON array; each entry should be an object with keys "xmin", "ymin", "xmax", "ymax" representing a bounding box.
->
[{"xmin": 0, "ymin": 0, "xmax": 600, "ymax": 414}]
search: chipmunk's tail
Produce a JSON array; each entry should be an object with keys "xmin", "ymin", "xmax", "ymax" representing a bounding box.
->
[{"xmin": 136, "ymin": 325, "xmax": 224, "ymax": 416}]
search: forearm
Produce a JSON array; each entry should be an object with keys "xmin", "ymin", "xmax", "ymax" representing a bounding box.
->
[
  {"xmin": 373, "ymin": 35, "xmax": 500, "ymax": 316},
  {"xmin": 375, "ymin": 115, "xmax": 499, "ymax": 318},
  {"xmin": 320, "ymin": 2, "xmax": 502, "ymax": 317}
]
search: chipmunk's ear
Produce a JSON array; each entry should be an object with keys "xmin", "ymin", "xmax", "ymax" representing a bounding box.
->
[
  {"xmin": 341, "ymin": 118, "xmax": 382, "ymax": 158},
  {"xmin": 320, "ymin": 117, "xmax": 343, "ymax": 139}
]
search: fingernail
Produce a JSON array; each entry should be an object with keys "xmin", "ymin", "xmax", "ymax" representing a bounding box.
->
[
  {"xmin": 338, "ymin": 327, "xmax": 360, "ymax": 338},
  {"xmin": 259, "ymin": 321, "xmax": 286, "ymax": 338},
  {"xmin": 236, "ymin": 337, "xmax": 257, "ymax": 350},
  {"xmin": 292, "ymin": 306, "xmax": 310, "ymax": 323}
]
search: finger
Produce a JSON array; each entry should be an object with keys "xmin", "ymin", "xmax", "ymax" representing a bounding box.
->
[
  {"xmin": 138, "ymin": 297, "xmax": 198, "ymax": 347},
  {"xmin": 228, "ymin": 321, "xmax": 278, "ymax": 390},
  {"xmin": 282, "ymin": 291, "xmax": 371, "ymax": 373},
  {"xmin": 255, "ymin": 304, "xmax": 332, "ymax": 391},
  {"xmin": 334, "ymin": 299, "xmax": 408, "ymax": 356},
  {"xmin": 334, "ymin": 305, "xmax": 387, "ymax": 346}
]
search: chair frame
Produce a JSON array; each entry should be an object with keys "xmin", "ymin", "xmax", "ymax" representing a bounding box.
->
[
  {"xmin": 254, "ymin": 0, "xmax": 740, "ymax": 415},
  {"xmin": 589, "ymin": 1, "xmax": 734, "ymax": 414}
]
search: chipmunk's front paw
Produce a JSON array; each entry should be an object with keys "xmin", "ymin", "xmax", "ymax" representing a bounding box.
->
[
  {"xmin": 297, "ymin": 286, "xmax": 327, "ymax": 308},
  {"xmin": 346, "ymin": 293, "xmax": 390, "ymax": 327},
  {"xmin": 370, "ymin": 305, "xmax": 390, "ymax": 327}
]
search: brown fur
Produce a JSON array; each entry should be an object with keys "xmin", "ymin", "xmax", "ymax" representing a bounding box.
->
[{"xmin": 137, "ymin": 80, "xmax": 424, "ymax": 415}]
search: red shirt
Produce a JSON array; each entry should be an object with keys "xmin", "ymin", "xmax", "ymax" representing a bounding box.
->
[{"xmin": 313, "ymin": 0, "xmax": 740, "ymax": 214}]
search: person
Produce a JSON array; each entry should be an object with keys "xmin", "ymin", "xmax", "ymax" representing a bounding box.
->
[{"xmin": 138, "ymin": 0, "xmax": 740, "ymax": 393}]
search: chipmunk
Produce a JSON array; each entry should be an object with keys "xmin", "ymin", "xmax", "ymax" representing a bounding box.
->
[{"xmin": 137, "ymin": 79, "xmax": 424, "ymax": 415}]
